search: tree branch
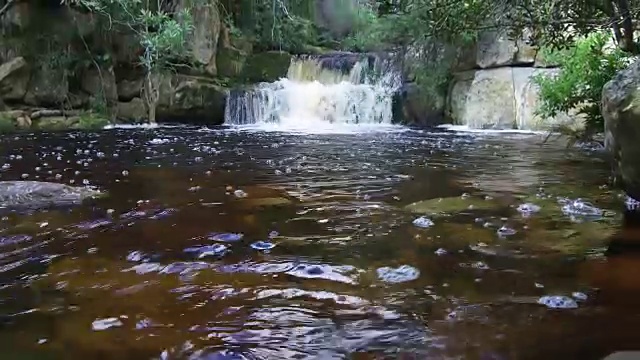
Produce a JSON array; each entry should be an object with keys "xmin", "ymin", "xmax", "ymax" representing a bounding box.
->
[{"xmin": 0, "ymin": 0, "xmax": 18, "ymax": 18}]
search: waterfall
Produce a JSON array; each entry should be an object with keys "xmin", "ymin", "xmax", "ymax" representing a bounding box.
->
[{"xmin": 224, "ymin": 53, "xmax": 402, "ymax": 131}]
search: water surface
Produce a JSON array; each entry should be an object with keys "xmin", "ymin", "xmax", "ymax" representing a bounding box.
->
[{"xmin": 0, "ymin": 125, "xmax": 636, "ymax": 359}]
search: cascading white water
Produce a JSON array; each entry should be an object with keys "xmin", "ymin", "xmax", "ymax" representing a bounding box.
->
[{"xmin": 224, "ymin": 53, "xmax": 402, "ymax": 132}]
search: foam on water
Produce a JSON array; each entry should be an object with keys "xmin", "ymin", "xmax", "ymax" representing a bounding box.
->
[
  {"xmin": 224, "ymin": 54, "xmax": 403, "ymax": 134},
  {"xmin": 103, "ymin": 123, "xmax": 184, "ymax": 130},
  {"xmin": 438, "ymin": 124, "xmax": 548, "ymax": 136}
]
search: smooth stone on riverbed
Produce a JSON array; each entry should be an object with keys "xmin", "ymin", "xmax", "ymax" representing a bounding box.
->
[
  {"xmin": 404, "ymin": 196, "xmax": 499, "ymax": 215},
  {"xmin": 528, "ymin": 221, "xmax": 615, "ymax": 255},
  {"xmin": 0, "ymin": 181, "xmax": 103, "ymax": 210}
]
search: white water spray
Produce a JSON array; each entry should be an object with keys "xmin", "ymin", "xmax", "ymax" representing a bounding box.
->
[{"xmin": 224, "ymin": 53, "xmax": 403, "ymax": 132}]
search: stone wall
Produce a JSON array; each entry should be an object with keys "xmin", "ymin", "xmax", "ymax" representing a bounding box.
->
[{"xmin": 445, "ymin": 30, "xmax": 583, "ymax": 130}]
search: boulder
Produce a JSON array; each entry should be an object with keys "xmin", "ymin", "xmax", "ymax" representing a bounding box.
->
[
  {"xmin": 240, "ymin": 51, "xmax": 292, "ymax": 83},
  {"xmin": 454, "ymin": 29, "xmax": 538, "ymax": 71},
  {"xmin": 0, "ymin": 181, "xmax": 103, "ymax": 211},
  {"xmin": 157, "ymin": 75, "xmax": 227, "ymax": 124},
  {"xmin": 448, "ymin": 67, "xmax": 581, "ymax": 130},
  {"xmin": 448, "ymin": 68, "xmax": 516, "ymax": 129},
  {"xmin": 394, "ymin": 82, "xmax": 445, "ymax": 127},
  {"xmin": 182, "ymin": 0, "xmax": 222, "ymax": 75},
  {"xmin": 0, "ymin": 57, "xmax": 29, "ymax": 101},
  {"xmin": 602, "ymin": 59, "xmax": 640, "ymax": 200},
  {"xmin": 24, "ymin": 67, "xmax": 68, "ymax": 106},
  {"xmin": 80, "ymin": 65, "xmax": 118, "ymax": 103},
  {"xmin": 116, "ymin": 78, "xmax": 142, "ymax": 101},
  {"xmin": 217, "ymin": 46, "xmax": 247, "ymax": 78},
  {"xmin": 116, "ymin": 97, "xmax": 147, "ymax": 122},
  {"xmin": 512, "ymin": 67, "xmax": 583, "ymax": 130},
  {"xmin": 0, "ymin": 57, "xmax": 26, "ymax": 83}
]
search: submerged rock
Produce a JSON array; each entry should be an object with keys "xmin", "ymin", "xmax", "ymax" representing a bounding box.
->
[
  {"xmin": 404, "ymin": 196, "xmax": 499, "ymax": 215},
  {"xmin": 0, "ymin": 181, "xmax": 102, "ymax": 210}
]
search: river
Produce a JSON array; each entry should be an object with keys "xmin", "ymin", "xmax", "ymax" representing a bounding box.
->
[{"xmin": 0, "ymin": 124, "xmax": 636, "ymax": 359}]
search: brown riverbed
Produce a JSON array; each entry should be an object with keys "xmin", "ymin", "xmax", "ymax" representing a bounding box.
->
[{"xmin": 0, "ymin": 125, "xmax": 637, "ymax": 359}]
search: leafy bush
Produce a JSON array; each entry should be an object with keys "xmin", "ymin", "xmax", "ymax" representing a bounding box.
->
[{"xmin": 534, "ymin": 31, "xmax": 633, "ymax": 138}]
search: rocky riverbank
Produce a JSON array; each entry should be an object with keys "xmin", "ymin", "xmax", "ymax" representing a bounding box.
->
[
  {"xmin": 0, "ymin": 1, "xmax": 298, "ymax": 131},
  {"xmin": 0, "ymin": 1, "xmax": 585, "ymax": 132}
]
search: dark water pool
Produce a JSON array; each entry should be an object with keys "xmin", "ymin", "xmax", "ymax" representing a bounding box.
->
[{"xmin": 0, "ymin": 125, "xmax": 637, "ymax": 359}]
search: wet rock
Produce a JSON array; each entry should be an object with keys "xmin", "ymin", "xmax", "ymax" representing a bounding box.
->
[
  {"xmin": 394, "ymin": 82, "xmax": 445, "ymax": 127},
  {"xmin": 230, "ymin": 185, "xmax": 295, "ymax": 209},
  {"xmin": 603, "ymin": 59, "xmax": 640, "ymax": 200},
  {"xmin": 405, "ymin": 196, "xmax": 499, "ymax": 215},
  {"xmin": 240, "ymin": 51, "xmax": 292, "ymax": 83},
  {"xmin": 0, "ymin": 181, "xmax": 103, "ymax": 211},
  {"xmin": 156, "ymin": 75, "xmax": 226, "ymax": 125}
]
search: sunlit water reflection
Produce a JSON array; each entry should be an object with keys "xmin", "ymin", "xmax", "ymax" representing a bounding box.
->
[{"xmin": 0, "ymin": 125, "xmax": 635, "ymax": 359}]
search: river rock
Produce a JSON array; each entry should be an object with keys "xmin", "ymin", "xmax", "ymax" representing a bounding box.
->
[
  {"xmin": 404, "ymin": 196, "xmax": 500, "ymax": 215},
  {"xmin": 602, "ymin": 59, "xmax": 640, "ymax": 200},
  {"xmin": 0, "ymin": 181, "xmax": 103, "ymax": 210}
]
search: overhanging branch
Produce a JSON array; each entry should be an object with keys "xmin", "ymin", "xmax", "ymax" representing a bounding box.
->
[{"xmin": 0, "ymin": 0, "xmax": 18, "ymax": 18}]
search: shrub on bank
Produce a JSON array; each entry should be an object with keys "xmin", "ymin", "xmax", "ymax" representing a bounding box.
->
[{"xmin": 534, "ymin": 32, "xmax": 634, "ymax": 142}]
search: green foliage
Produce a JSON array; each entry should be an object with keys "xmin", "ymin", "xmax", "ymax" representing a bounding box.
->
[
  {"xmin": 75, "ymin": 112, "xmax": 110, "ymax": 130},
  {"xmin": 533, "ymin": 31, "xmax": 633, "ymax": 136},
  {"xmin": 506, "ymin": 0, "xmax": 640, "ymax": 52},
  {"xmin": 73, "ymin": 0, "xmax": 194, "ymax": 73},
  {"xmin": 0, "ymin": 115, "xmax": 16, "ymax": 134}
]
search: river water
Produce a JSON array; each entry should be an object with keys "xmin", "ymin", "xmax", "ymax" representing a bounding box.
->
[{"xmin": 0, "ymin": 125, "xmax": 637, "ymax": 359}]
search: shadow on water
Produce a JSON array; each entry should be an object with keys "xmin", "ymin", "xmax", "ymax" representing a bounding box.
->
[{"xmin": 0, "ymin": 125, "xmax": 637, "ymax": 359}]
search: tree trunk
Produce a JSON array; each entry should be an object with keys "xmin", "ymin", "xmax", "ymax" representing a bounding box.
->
[
  {"xmin": 615, "ymin": 0, "xmax": 637, "ymax": 52},
  {"xmin": 142, "ymin": 71, "xmax": 160, "ymax": 124},
  {"xmin": 148, "ymin": 102, "xmax": 157, "ymax": 124},
  {"xmin": 0, "ymin": 0, "xmax": 17, "ymax": 18}
]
